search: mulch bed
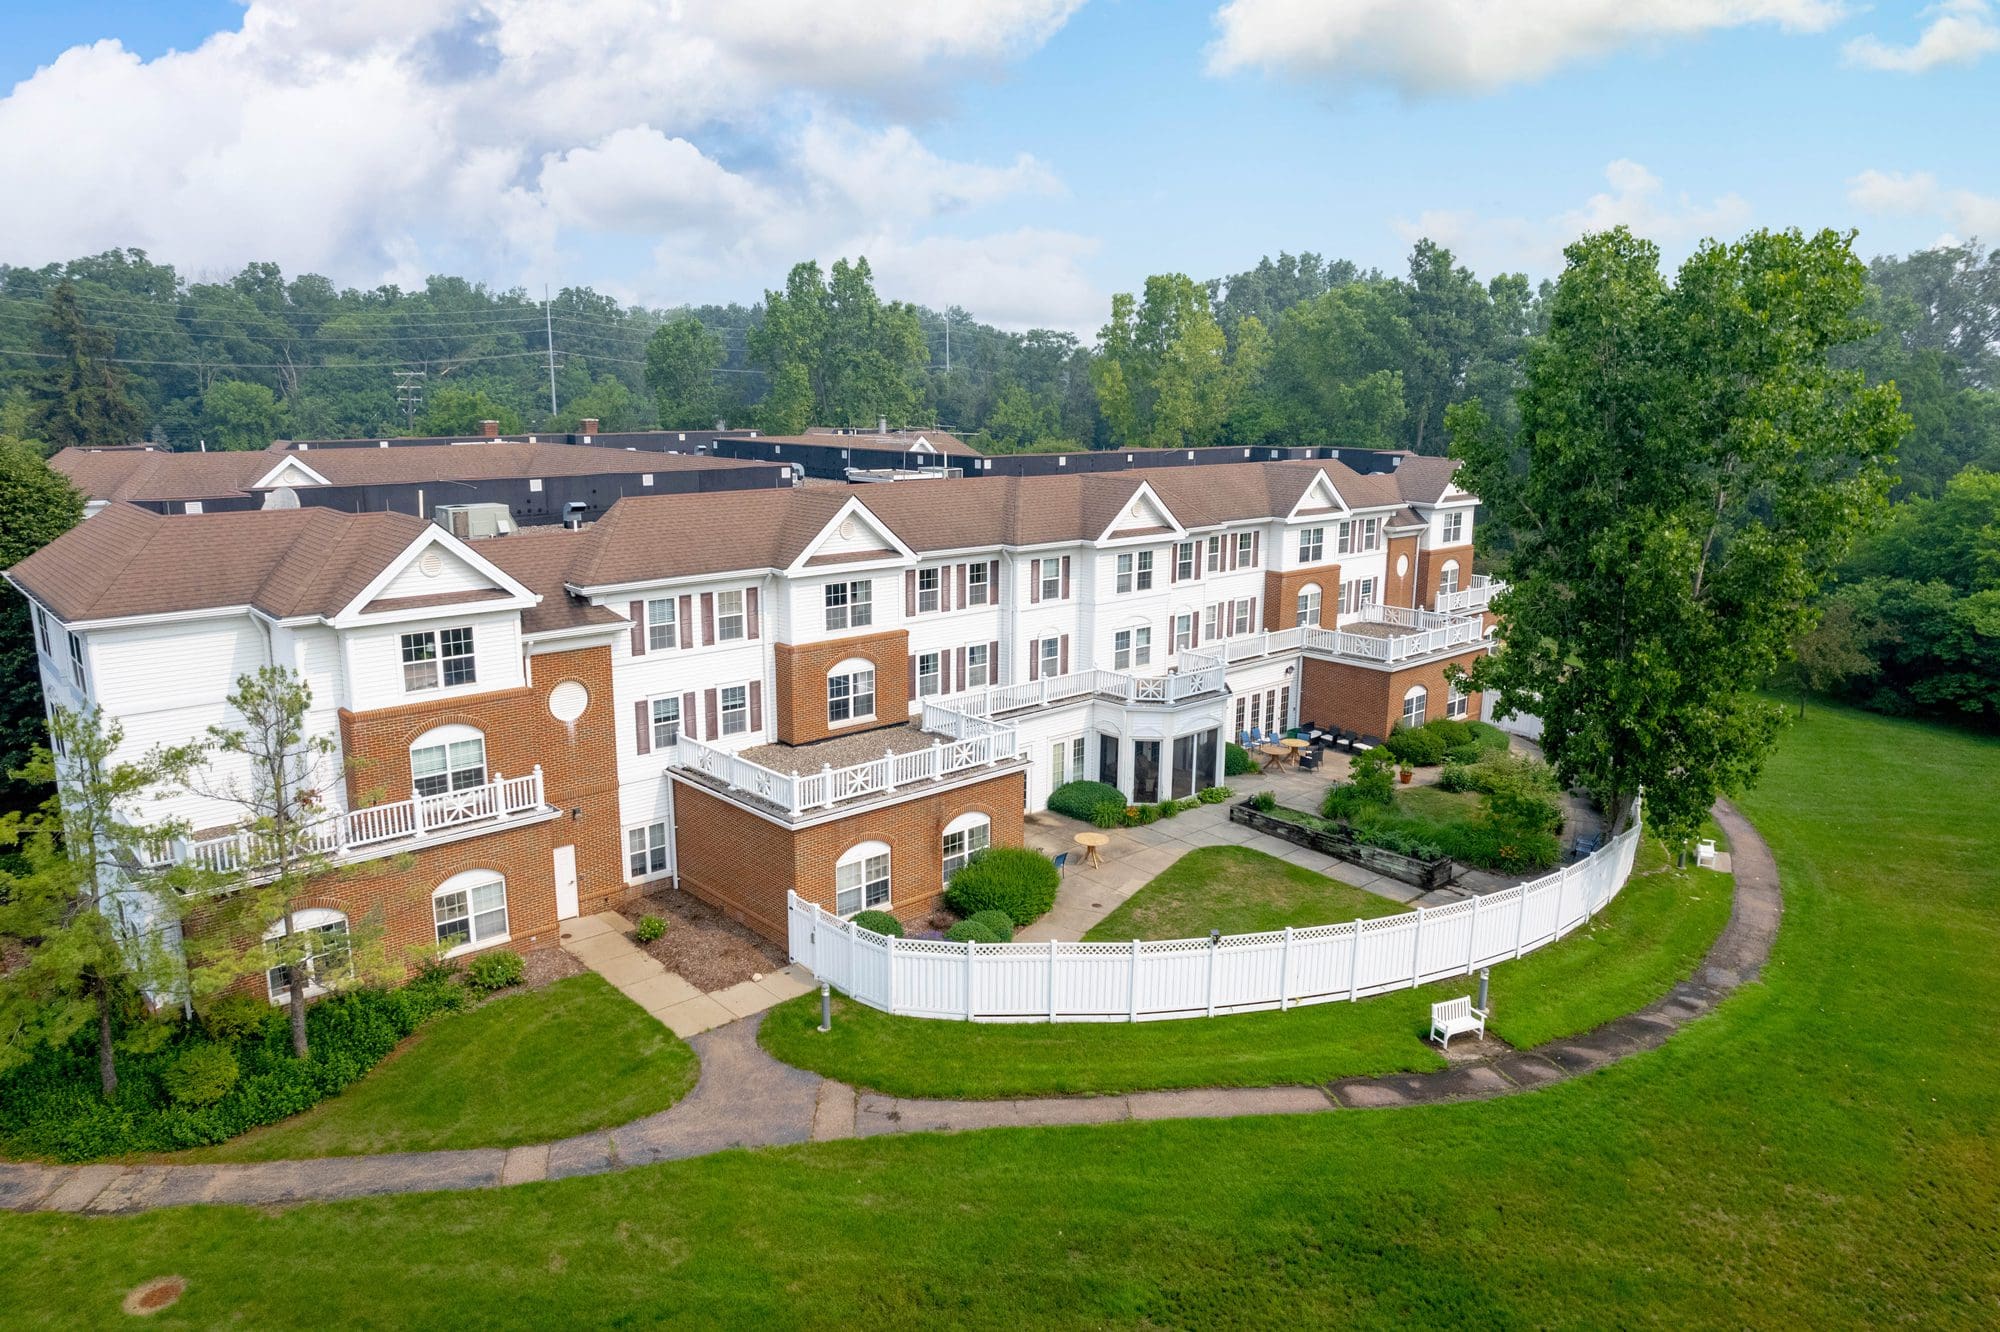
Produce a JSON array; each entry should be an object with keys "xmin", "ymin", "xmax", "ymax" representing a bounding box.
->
[
  {"xmin": 521, "ymin": 946, "xmax": 587, "ymax": 990},
  {"xmin": 633, "ymin": 889, "xmax": 786, "ymax": 992}
]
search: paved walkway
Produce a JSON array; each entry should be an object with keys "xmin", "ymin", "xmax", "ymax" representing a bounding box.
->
[
  {"xmin": 0, "ymin": 801, "xmax": 1779, "ymax": 1215},
  {"xmin": 559, "ymin": 911, "xmax": 815, "ymax": 1038}
]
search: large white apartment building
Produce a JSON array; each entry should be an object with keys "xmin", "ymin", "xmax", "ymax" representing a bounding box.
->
[{"xmin": 7, "ymin": 454, "xmax": 1497, "ymax": 974}]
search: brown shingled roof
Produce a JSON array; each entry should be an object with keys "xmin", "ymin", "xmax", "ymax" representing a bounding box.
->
[
  {"xmin": 473, "ymin": 528, "xmax": 627, "ymax": 636},
  {"xmin": 563, "ymin": 459, "xmax": 1448, "ymax": 588},
  {"xmin": 7, "ymin": 504, "xmax": 433, "ymax": 623}
]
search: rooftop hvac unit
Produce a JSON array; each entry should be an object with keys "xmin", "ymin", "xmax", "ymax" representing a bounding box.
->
[{"xmin": 433, "ymin": 502, "xmax": 514, "ymax": 540}]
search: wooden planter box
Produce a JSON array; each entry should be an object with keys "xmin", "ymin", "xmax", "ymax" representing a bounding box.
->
[{"xmin": 1230, "ymin": 800, "xmax": 1455, "ymax": 892}]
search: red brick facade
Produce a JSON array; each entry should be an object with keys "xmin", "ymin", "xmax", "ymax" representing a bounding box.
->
[
  {"xmin": 1262, "ymin": 565, "xmax": 1339, "ymax": 632},
  {"xmin": 1298, "ymin": 647, "xmax": 1486, "ymax": 740},
  {"xmin": 671, "ymin": 769, "xmax": 1027, "ymax": 941},
  {"xmin": 1416, "ymin": 542, "xmax": 1474, "ymax": 611},
  {"xmin": 1383, "ymin": 531, "xmax": 1422, "ymax": 610},
  {"xmin": 771, "ymin": 628, "xmax": 911, "ymax": 745}
]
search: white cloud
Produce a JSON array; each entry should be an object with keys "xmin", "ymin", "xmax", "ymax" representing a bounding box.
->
[
  {"xmin": 0, "ymin": 0, "xmax": 1096, "ymax": 321},
  {"xmin": 1847, "ymin": 168, "xmax": 2000, "ymax": 238},
  {"xmin": 862, "ymin": 229, "xmax": 1104, "ymax": 334},
  {"xmin": 1393, "ymin": 160, "xmax": 1753, "ymax": 275},
  {"xmin": 1843, "ymin": 0, "xmax": 2000, "ymax": 72},
  {"xmin": 1207, "ymin": 0, "xmax": 1846, "ymax": 93}
]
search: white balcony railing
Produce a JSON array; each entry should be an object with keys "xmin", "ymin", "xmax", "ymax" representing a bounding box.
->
[
  {"xmin": 1304, "ymin": 608, "xmax": 1490, "ymax": 664},
  {"xmin": 670, "ymin": 710, "xmax": 1022, "ymax": 818},
  {"xmin": 1436, "ymin": 574, "xmax": 1504, "ymax": 616},
  {"xmin": 949, "ymin": 656, "xmax": 1229, "ymax": 718},
  {"xmin": 149, "ymin": 768, "xmax": 549, "ymax": 876}
]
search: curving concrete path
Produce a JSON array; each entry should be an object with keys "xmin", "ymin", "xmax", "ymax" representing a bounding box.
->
[{"xmin": 0, "ymin": 801, "xmax": 1779, "ymax": 1216}]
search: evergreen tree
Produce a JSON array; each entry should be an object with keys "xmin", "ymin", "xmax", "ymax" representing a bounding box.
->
[
  {"xmin": 26, "ymin": 281, "xmax": 146, "ymax": 450},
  {"xmin": 0, "ymin": 442, "xmax": 86, "ymax": 819}
]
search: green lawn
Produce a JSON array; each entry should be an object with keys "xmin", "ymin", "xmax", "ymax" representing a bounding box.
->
[
  {"xmin": 1394, "ymin": 784, "xmax": 1485, "ymax": 822},
  {"xmin": 1081, "ymin": 845, "xmax": 1404, "ymax": 940},
  {"xmin": 757, "ymin": 837, "xmax": 1729, "ymax": 1098},
  {"xmin": 5, "ymin": 704, "xmax": 1995, "ymax": 1327},
  {"xmin": 173, "ymin": 974, "xmax": 698, "ymax": 1161}
]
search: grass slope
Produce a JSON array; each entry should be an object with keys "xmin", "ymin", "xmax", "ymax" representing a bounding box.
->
[
  {"xmin": 4, "ymin": 705, "xmax": 1994, "ymax": 1327},
  {"xmin": 177, "ymin": 974, "xmax": 697, "ymax": 1161},
  {"xmin": 1082, "ymin": 845, "xmax": 1403, "ymax": 940},
  {"xmin": 759, "ymin": 837, "xmax": 1728, "ymax": 1098}
]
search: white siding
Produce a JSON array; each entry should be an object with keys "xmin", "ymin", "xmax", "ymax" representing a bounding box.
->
[
  {"xmin": 343, "ymin": 611, "xmax": 525, "ymax": 712},
  {"xmin": 378, "ymin": 545, "xmax": 502, "ymax": 599}
]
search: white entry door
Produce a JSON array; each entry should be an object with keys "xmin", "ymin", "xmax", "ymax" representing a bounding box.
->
[{"xmin": 553, "ymin": 844, "xmax": 579, "ymax": 920}]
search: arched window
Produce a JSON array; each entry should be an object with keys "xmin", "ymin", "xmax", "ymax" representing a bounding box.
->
[
  {"xmin": 827, "ymin": 657, "xmax": 877, "ymax": 726},
  {"xmin": 1401, "ymin": 685, "xmax": 1428, "ymax": 729},
  {"xmin": 835, "ymin": 840, "xmax": 891, "ymax": 916},
  {"xmin": 942, "ymin": 812, "xmax": 992, "ymax": 883},
  {"xmin": 411, "ymin": 724, "xmax": 486, "ymax": 798},
  {"xmin": 1295, "ymin": 583, "xmax": 1322, "ymax": 627},
  {"xmin": 1438, "ymin": 560, "xmax": 1461, "ymax": 597},
  {"xmin": 263, "ymin": 907, "xmax": 351, "ymax": 1002},
  {"xmin": 433, "ymin": 870, "xmax": 509, "ymax": 952}
]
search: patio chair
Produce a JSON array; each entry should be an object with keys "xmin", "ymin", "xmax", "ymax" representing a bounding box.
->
[
  {"xmin": 1355, "ymin": 734, "xmax": 1385, "ymax": 751},
  {"xmin": 1297, "ymin": 748, "xmax": 1322, "ymax": 772},
  {"xmin": 1238, "ymin": 730, "xmax": 1256, "ymax": 748},
  {"xmin": 1053, "ymin": 851, "xmax": 1070, "ymax": 876}
]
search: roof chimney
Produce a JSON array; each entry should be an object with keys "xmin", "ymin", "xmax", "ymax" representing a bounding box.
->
[
  {"xmin": 579, "ymin": 418, "xmax": 599, "ymax": 436},
  {"xmin": 480, "ymin": 419, "xmax": 500, "ymax": 438}
]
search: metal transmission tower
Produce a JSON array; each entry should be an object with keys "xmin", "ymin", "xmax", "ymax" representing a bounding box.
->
[{"xmin": 394, "ymin": 369, "xmax": 427, "ymax": 429}]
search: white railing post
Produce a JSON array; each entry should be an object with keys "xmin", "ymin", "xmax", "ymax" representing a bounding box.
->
[
  {"xmin": 964, "ymin": 938, "xmax": 976, "ymax": 1021},
  {"xmin": 413, "ymin": 788, "xmax": 427, "ymax": 835},
  {"xmin": 822, "ymin": 763, "xmax": 836, "ymax": 810},
  {"xmin": 1409, "ymin": 906, "xmax": 1425, "ymax": 988},
  {"xmin": 886, "ymin": 934, "xmax": 897, "ymax": 1013},
  {"xmin": 1049, "ymin": 938, "xmax": 1059, "ymax": 1020},
  {"xmin": 1467, "ymin": 893, "xmax": 1481, "ymax": 971},
  {"xmin": 1205, "ymin": 936, "xmax": 1219, "ymax": 1017},
  {"xmin": 1348, "ymin": 924, "xmax": 1362, "ymax": 1000},
  {"xmin": 1515, "ymin": 886, "xmax": 1530, "ymax": 958},
  {"xmin": 1129, "ymin": 939, "xmax": 1141, "ymax": 1022},
  {"xmin": 1279, "ymin": 926, "xmax": 1293, "ymax": 1011}
]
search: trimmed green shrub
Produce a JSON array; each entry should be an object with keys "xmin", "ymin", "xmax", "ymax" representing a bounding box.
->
[
  {"xmin": 1198, "ymin": 785, "xmax": 1232, "ymax": 804},
  {"xmin": 633, "ymin": 915, "xmax": 667, "ymax": 944},
  {"xmin": 1154, "ymin": 800, "xmax": 1179, "ymax": 821},
  {"xmin": 851, "ymin": 910, "xmax": 904, "ymax": 938},
  {"xmin": 160, "ymin": 1044, "xmax": 240, "ymax": 1107},
  {"xmin": 1445, "ymin": 741, "xmax": 1485, "ymax": 765},
  {"xmin": 1088, "ymin": 800, "xmax": 1125, "ymax": 829},
  {"xmin": 201, "ymin": 994, "xmax": 277, "ymax": 1044},
  {"xmin": 1437, "ymin": 762, "xmax": 1475, "ymax": 793},
  {"xmin": 466, "ymin": 949, "xmax": 526, "ymax": 993},
  {"xmin": 1128, "ymin": 804, "xmax": 1158, "ymax": 825},
  {"xmin": 967, "ymin": 910, "xmax": 1015, "ymax": 943},
  {"xmin": 1384, "ymin": 725, "xmax": 1448, "ymax": 766},
  {"xmin": 1248, "ymin": 791, "xmax": 1277, "ymax": 813},
  {"xmin": 945, "ymin": 918, "xmax": 1003, "ymax": 944},
  {"xmin": 945, "ymin": 846, "xmax": 1060, "ymax": 926},
  {"xmin": 1224, "ymin": 742, "xmax": 1257, "ymax": 776},
  {"xmin": 1049, "ymin": 780, "xmax": 1124, "ymax": 822}
]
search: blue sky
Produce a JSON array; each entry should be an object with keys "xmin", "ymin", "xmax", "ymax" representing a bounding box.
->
[{"xmin": 0, "ymin": 2, "xmax": 1993, "ymax": 331}]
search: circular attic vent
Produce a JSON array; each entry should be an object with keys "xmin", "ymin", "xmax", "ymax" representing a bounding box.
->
[
  {"xmin": 418, "ymin": 551, "xmax": 445, "ymax": 578},
  {"xmin": 548, "ymin": 680, "xmax": 589, "ymax": 723}
]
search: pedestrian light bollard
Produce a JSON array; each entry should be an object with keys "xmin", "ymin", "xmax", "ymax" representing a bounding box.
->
[
  {"xmin": 818, "ymin": 981, "xmax": 832, "ymax": 1033},
  {"xmin": 1477, "ymin": 967, "xmax": 1490, "ymax": 1013}
]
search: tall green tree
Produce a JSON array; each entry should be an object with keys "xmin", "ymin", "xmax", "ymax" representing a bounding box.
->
[
  {"xmin": 1258, "ymin": 282, "xmax": 1412, "ymax": 448},
  {"xmin": 0, "ymin": 708, "xmax": 195, "ymax": 1096},
  {"xmin": 0, "ymin": 443, "xmax": 85, "ymax": 818},
  {"xmin": 201, "ymin": 379, "xmax": 285, "ymax": 451},
  {"xmin": 410, "ymin": 386, "xmax": 522, "ymax": 437},
  {"xmin": 748, "ymin": 258, "xmax": 927, "ymax": 429},
  {"xmin": 1452, "ymin": 226, "xmax": 1907, "ymax": 844},
  {"xmin": 1092, "ymin": 274, "xmax": 1259, "ymax": 449},
  {"xmin": 181, "ymin": 667, "xmax": 389, "ymax": 1059},
  {"xmin": 26, "ymin": 281, "xmax": 146, "ymax": 450},
  {"xmin": 644, "ymin": 318, "xmax": 724, "ymax": 428}
]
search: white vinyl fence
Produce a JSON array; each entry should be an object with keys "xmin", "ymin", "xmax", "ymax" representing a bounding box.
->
[{"xmin": 788, "ymin": 800, "xmax": 1642, "ymax": 1023}]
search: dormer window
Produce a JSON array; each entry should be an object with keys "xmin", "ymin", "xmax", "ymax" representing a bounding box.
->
[
  {"xmin": 1298, "ymin": 528, "xmax": 1325, "ymax": 563},
  {"xmin": 1442, "ymin": 511, "xmax": 1465, "ymax": 544}
]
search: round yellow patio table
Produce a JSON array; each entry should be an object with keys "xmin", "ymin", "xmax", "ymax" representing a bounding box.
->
[
  {"xmin": 1280, "ymin": 738, "xmax": 1310, "ymax": 764},
  {"xmin": 1074, "ymin": 831, "xmax": 1110, "ymax": 869}
]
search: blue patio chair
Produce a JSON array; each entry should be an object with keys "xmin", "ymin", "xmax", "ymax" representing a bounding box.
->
[
  {"xmin": 1053, "ymin": 850, "xmax": 1070, "ymax": 876},
  {"xmin": 1238, "ymin": 730, "xmax": 1255, "ymax": 748}
]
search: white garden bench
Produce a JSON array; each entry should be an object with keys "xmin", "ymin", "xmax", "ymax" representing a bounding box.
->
[{"xmin": 1429, "ymin": 996, "xmax": 1487, "ymax": 1050}]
